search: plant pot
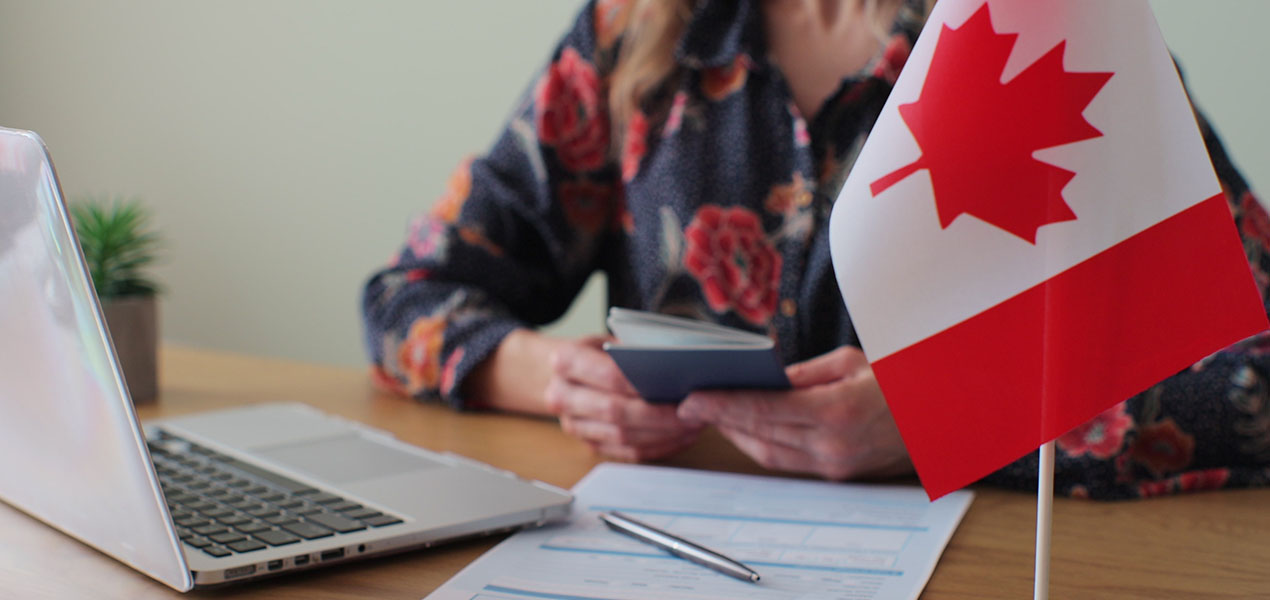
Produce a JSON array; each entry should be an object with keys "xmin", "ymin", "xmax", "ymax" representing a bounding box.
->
[{"xmin": 101, "ymin": 295, "xmax": 159, "ymax": 405}]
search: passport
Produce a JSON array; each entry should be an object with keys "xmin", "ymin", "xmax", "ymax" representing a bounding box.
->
[{"xmin": 602, "ymin": 307, "xmax": 791, "ymax": 404}]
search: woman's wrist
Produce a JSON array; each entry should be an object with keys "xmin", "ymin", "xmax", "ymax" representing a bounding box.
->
[{"xmin": 462, "ymin": 328, "xmax": 562, "ymax": 415}]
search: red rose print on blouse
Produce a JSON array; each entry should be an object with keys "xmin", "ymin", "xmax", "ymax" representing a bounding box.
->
[
  {"xmin": 559, "ymin": 181, "xmax": 613, "ymax": 233},
  {"xmin": 440, "ymin": 346, "xmax": 466, "ymax": 397},
  {"xmin": 406, "ymin": 215, "xmax": 447, "ymax": 260},
  {"xmin": 702, "ymin": 54, "xmax": 752, "ymax": 101},
  {"xmin": 1137, "ymin": 478, "xmax": 1172, "ymax": 498},
  {"xmin": 1127, "ymin": 418, "xmax": 1195, "ymax": 476},
  {"xmin": 684, "ymin": 205, "xmax": 782, "ymax": 325},
  {"xmin": 1057, "ymin": 401, "xmax": 1133, "ymax": 459},
  {"xmin": 871, "ymin": 33, "xmax": 912, "ymax": 84},
  {"xmin": 611, "ymin": 187, "xmax": 634, "ymax": 234},
  {"xmin": 1176, "ymin": 468, "xmax": 1230, "ymax": 493},
  {"xmin": 398, "ymin": 316, "xmax": 446, "ymax": 393},
  {"xmin": 535, "ymin": 47, "xmax": 610, "ymax": 173},
  {"xmin": 622, "ymin": 110, "xmax": 649, "ymax": 182},
  {"xmin": 663, "ymin": 91, "xmax": 688, "ymax": 138},
  {"xmin": 1239, "ymin": 190, "xmax": 1270, "ymax": 249}
]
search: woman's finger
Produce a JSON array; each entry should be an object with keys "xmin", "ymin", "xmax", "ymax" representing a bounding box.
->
[
  {"xmin": 715, "ymin": 425, "xmax": 823, "ymax": 476},
  {"xmin": 550, "ymin": 339, "xmax": 638, "ymax": 396},
  {"xmin": 679, "ymin": 387, "xmax": 831, "ymax": 426},
  {"xmin": 548, "ymin": 377, "xmax": 686, "ymax": 428},
  {"xmin": 785, "ymin": 346, "xmax": 870, "ymax": 388}
]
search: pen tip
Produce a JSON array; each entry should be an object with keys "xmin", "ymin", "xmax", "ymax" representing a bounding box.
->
[{"xmin": 750, "ymin": 573, "xmax": 760, "ymax": 583}]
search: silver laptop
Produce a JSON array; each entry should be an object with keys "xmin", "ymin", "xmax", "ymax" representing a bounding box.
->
[{"xmin": 0, "ymin": 127, "xmax": 572, "ymax": 590}]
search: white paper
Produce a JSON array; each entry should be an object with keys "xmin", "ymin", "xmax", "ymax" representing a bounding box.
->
[{"xmin": 425, "ymin": 463, "xmax": 973, "ymax": 600}]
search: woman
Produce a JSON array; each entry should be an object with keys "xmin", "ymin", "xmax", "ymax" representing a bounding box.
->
[{"xmin": 362, "ymin": 0, "xmax": 1270, "ymax": 499}]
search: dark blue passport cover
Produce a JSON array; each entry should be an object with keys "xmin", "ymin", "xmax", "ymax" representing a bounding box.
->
[{"xmin": 604, "ymin": 345, "xmax": 791, "ymax": 404}]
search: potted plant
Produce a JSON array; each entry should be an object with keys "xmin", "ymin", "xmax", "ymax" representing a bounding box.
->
[{"xmin": 71, "ymin": 196, "xmax": 162, "ymax": 404}]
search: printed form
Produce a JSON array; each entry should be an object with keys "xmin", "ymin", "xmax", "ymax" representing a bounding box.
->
[{"xmin": 425, "ymin": 463, "xmax": 973, "ymax": 600}]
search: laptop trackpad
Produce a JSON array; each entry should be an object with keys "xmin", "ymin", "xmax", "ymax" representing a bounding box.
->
[{"xmin": 254, "ymin": 435, "xmax": 443, "ymax": 484}]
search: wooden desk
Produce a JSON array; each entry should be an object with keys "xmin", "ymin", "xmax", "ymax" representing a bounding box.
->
[{"xmin": 2, "ymin": 347, "xmax": 1267, "ymax": 599}]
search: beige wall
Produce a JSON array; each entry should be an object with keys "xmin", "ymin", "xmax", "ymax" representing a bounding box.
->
[{"xmin": 1, "ymin": 1, "xmax": 1265, "ymax": 367}]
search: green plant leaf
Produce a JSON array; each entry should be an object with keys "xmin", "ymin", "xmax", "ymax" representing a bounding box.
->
[{"xmin": 69, "ymin": 195, "xmax": 162, "ymax": 301}]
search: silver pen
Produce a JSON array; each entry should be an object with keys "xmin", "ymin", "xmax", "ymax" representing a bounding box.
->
[{"xmin": 598, "ymin": 510, "xmax": 761, "ymax": 583}]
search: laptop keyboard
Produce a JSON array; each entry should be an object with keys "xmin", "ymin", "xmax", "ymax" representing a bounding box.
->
[{"xmin": 147, "ymin": 431, "xmax": 403, "ymax": 558}]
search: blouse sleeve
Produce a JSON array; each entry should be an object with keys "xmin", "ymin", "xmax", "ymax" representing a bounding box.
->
[
  {"xmin": 983, "ymin": 108, "xmax": 1270, "ymax": 499},
  {"xmin": 360, "ymin": 0, "xmax": 626, "ymax": 409}
]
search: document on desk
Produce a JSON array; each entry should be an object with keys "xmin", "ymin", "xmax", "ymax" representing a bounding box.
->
[{"xmin": 424, "ymin": 463, "xmax": 973, "ymax": 600}]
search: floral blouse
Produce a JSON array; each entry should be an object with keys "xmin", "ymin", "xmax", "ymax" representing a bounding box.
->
[{"xmin": 362, "ymin": 0, "xmax": 1270, "ymax": 500}]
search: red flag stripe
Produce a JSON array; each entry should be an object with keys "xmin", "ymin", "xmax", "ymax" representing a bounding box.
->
[{"xmin": 872, "ymin": 193, "xmax": 1269, "ymax": 500}]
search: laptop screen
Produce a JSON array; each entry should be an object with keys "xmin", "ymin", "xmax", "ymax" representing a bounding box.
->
[{"xmin": 0, "ymin": 127, "xmax": 192, "ymax": 591}]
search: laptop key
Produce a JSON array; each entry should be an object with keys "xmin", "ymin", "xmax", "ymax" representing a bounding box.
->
[
  {"xmin": 184, "ymin": 536, "xmax": 212, "ymax": 548},
  {"xmin": 229, "ymin": 500, "xmax": 262, "ymax": 512},
  {"xmin": 264, "ymin": 514, "xmax": 299, "ymax": 526},
  {"xmin": 175, "ymin": 516, "xmax": 211, "ymax": 528},
  {"xmin": 227, "ymin": 539, "xmax": 267, "ymax": 553},
  {"xmin": 202, "ymin": 507, "xmax": 234, "ymax": 519},
  {"xmin": 202, "ymin": 546, "xmax": 232, "ymax": 558},
  {"xmin": 362, "ymin": 515, "xmax": 403, "ymax": 528},
  {"xmin": 209, "ymin": 531, "xmax": 246, "ymax": 544},
  {"xmin": 186, "ymin": 500, "xmax": 217, "ymax": 512},
  {"xmin": 165, "ymin": 492, "xmax": 198, "ymax": 504},
  {"xmin": 236, "ymin": 521, "xmax": 273, "ymax": 534},
  {"xmin": 188, "ymin": 444, "xmax": 215, "ymax": 456},
  {"xmin": 247, "ymin": 507, "xmax": 280, "ymax": 519},
  {"xmin": 304, "ymin": 512, "xmax": 366, "ymax": 534},
  {"xmin": 254, "ymin": 529, "xmax": 301, "ymax": 546},
  {"xmin": 281, "ymin": 521, "xmax": 334, "ymax": 540},
  {"xmin": 344, "ymin": 508, "xmax": 382, "ymax": 520},
  {"xmin": 327, "ymin": 501, "xmax": 362, "ymax": 512},
  {"xmin": 192, "ymin": 524, "xmax": 227, "ymax": 536},
  {"xmin": 305, "ymin": 492, "xmax": 343, "ymax": 504},
  {"xmin": 218, "ymin": 514, "xmax": 252, "ymax": 527}
]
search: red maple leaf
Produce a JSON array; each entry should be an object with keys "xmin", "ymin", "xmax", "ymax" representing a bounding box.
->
[{"xmin": 870, "ymin": 3, "xmax": 1113, "ymax": 243}]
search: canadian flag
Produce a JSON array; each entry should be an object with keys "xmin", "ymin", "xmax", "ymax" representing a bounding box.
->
[{"xmin": 830, "ymin": 0, "xmax": 1268, "ymax": 499}]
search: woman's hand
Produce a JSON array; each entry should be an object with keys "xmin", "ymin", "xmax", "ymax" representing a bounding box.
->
[
  {"xmin": 545, "ymin": 336, "xmax": 703, "ymax": 461},
  {"xmin": 677, "ymin": 345, "xmax": 912, "ymax": 480}
]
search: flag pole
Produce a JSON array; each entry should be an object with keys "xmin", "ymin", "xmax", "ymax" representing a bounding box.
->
[{"xmin": 1034, "ymin": 440, "xmax": 1055, "ymax": 600}]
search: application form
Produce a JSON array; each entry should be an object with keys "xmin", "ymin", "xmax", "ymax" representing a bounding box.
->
[{"xmin": 425, "ymin": 463, "xmax": 973, "ymax": 600}]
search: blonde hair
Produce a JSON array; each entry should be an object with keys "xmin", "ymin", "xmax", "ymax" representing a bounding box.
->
[
  {"xmin": 607, "ymin": 0, "xmax": 929, "ymax": 141},
  {"xmin": 608, "ymin": 0, "xmax": 694, "ymax": 148}
]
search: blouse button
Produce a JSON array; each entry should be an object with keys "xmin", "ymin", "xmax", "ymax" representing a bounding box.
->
[{"xmin": 780, "ymin": 298, "xmax": 797, "ymax": 318}]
